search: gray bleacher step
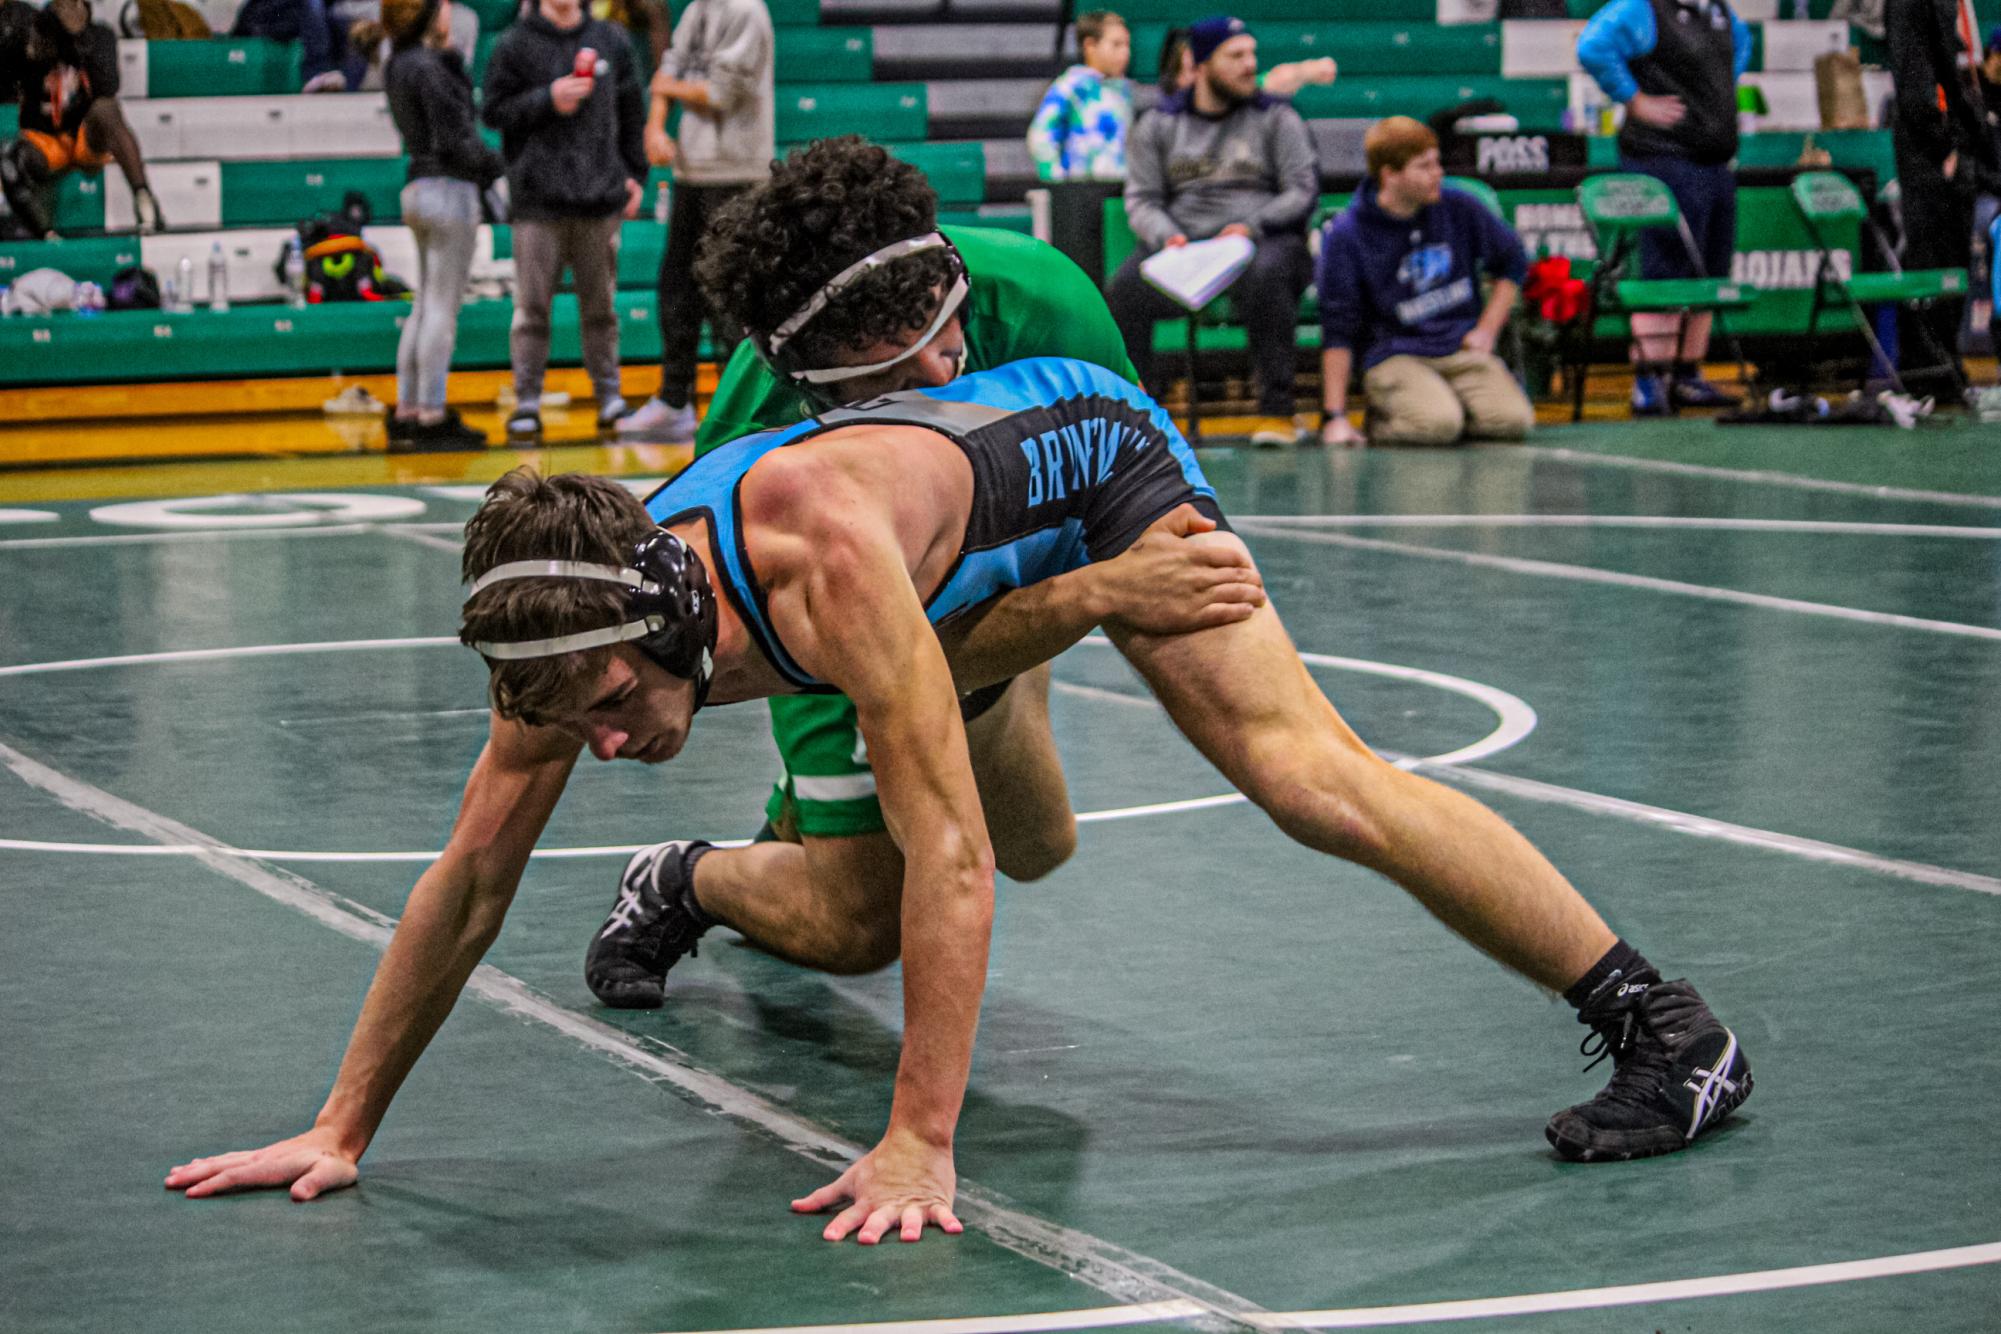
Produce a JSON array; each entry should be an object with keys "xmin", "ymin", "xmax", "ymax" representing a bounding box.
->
[
  {"xmin": 872, "ymin": 24, "xmax": 1064, "ymax": 78},
  {"xmin": 826, "ymin": 0, "xmax": 1057, "ymax": 23},
  {"xmin": 946, "ymin": 0, "xmax": 1059, "ymax": 18},
  {"xmin": 1307, "ymin": 120, "xmax": 1372, "ymax": 177},
  {"xmin": 972, "ymin": 137, "xmax": 1037, "ymax": 201},
  {"xmin": 924, "ymin": 77, "xmax": 1049, "ymax": 137},
  {"xmin": 824, "ymin": 0, "xmax": 943, "ymax": 19}
]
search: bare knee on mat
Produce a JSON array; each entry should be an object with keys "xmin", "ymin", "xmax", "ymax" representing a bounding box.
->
[
  {"xmin": 815, "ymin": 907, "xmax": 902, "ymax": 974},
  {"xmin": 994, "ymin": 815, "xmax": 1076, "ymax": 883}
]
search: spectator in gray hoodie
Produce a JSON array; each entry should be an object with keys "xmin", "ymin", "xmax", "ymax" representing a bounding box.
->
[
  {"xmin": 1109, "ymin": 14, "xmax": 1319, "ymax": 444},
  {"xmin": 616, "ymin": 0, "xmax": 774, "ymax": 443}
]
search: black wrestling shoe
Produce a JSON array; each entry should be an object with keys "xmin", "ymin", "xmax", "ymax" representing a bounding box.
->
[
  {"xmin": 584, "ymin": 840, "xmax": 716, "ymax": 1009},
  {"xmin": 1545, "ymin": 973, "xmax": 1752, "ymax": 1162}
]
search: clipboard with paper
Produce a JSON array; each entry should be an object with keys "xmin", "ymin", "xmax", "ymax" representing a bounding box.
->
[{"xmin": 1138, "ymin": 234, "xmax": 1256, "ymax": 310}]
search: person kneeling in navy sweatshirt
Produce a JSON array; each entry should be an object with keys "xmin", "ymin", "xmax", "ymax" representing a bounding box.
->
[{"xmin": 1316, "ymin": 117, "xmax": 1533, "ymax": 447}]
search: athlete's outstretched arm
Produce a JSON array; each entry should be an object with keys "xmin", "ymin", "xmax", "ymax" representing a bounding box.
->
[
  {"xmin": 750, "ymin": 461, "xmax": 989, "ymax": 1246},
  {"xmin": 165, "ymin": 717, "xmax": 581, "ymax": 1201},
  {"xmin": 937, "ymin": 504, "xmax": 1264, "ymax": 691}
]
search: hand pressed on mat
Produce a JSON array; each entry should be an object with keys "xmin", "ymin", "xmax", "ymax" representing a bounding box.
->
[
  {"xmin": 165, "ymin": 1125, "xmax": 359, "ymax": 1203},
  {"xmin": 792, "ymin": 1126, "xmax": 963, "ymax": 1244}
]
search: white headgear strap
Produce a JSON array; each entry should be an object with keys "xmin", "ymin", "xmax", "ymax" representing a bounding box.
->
[
  {"xmin": 767, "ymin": 232, "xmax": 970, "ymax": 385},
  {"xmin": 465, "ymin": 559, "xmax": 663, "ymax": 661}
]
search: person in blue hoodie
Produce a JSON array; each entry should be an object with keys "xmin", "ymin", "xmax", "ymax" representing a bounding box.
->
[
  {"xmin": 1317, "ymin": 117, "xmax": 1533, "ymax": 447},
  {"xmin": 1577, "ymin": 0, "xmax": 1752, "ymax": 414}
]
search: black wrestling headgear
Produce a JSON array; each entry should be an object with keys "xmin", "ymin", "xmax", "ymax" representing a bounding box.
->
[{"xmin": 462, "ymin": 528, "xmax": 717, "ymax": 707}]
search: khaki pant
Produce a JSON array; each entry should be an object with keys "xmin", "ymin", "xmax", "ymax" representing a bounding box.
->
[{"xmin": 1362, "ymin": 350, "xmax": 1534, "ymax": 446}]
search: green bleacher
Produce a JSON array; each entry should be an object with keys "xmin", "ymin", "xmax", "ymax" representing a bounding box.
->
[
  {"xmin": 775, "ymin": 82, "xmax": 926, "ymax": 143},
  {"xmin": 1129, "ymin": 22, "xmax": 1501, "ymax": 79},
  {"xmin": 773, "ymin": 28, "xmax": 872, "ymax": 84},
  {"xmin": 0, "ymin": 234, "xmax": 139, "ymax": 286},
  {"xmin": 143, "ymin": 38, "xmax": 302, "ymax": 97},
  {"xmin": 0, "ymin": 292, "xmax": 665, "ymax": 385},
  {"xmin": 1117, "ymin": 0, "xmax": 1439, "ymax": 21},
  {"xmin": 1294, "ymin": 76, "xmax": 1570, "ymax": 128},
  {"xmin": 0, "ymin": 4, "xmax": 1945, "ymax": 393},
  {"xmin": 219, "ymin": 158, "xmax": 407, "ymax": 227}
]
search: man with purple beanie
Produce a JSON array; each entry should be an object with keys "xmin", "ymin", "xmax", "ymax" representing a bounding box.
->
[{"xmin": 1108, "ymin": 13, "xmax": 1319, "ymax": 444}]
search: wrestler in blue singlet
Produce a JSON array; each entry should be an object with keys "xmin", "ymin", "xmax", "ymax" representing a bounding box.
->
[{"xmin": 643, "ymin": 357, "xmax": 1223, "ymax": 692}]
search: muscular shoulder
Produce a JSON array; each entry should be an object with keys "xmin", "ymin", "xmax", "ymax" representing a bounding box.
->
[{"xmin": 737, "ymin": 442, "xmax": 877, "ymax": 563}]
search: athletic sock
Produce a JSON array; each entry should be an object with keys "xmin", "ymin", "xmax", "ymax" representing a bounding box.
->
[
  {"xmin": 1673, "ymin": 360, "xmax": 1700, "ymax": 382},
  {"xmin": 1562, "ymin": 938, "xmax": 1655, "ymax": 1011},
  {"xmin": 681, "ymin": 840, "xmax": 720, "ymax": 926}
]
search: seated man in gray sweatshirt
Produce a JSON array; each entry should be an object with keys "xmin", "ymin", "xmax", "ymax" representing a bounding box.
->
[{"xmin": 1108, "ymin": 14, "xmax": 1319, "ymax": 445}]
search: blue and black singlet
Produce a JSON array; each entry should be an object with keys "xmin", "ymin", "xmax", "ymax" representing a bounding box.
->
[{"xmin": 643, "ymin": 356, "xmax": 1223, "ymax": 692}]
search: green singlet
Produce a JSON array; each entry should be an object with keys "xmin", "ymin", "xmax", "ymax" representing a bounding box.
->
[{"xmin": 692, "ymin": 224, "xmax": 1140, "ymax": 838}]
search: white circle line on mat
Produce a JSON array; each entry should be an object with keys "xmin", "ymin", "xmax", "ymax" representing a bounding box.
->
[
  {"xmin": 88, "ymin": 493, "xmax": 429, "ymax": 530},
  {"xmin": 0, "ymin": 635, "xmax": 1535, "ymax": 861}
]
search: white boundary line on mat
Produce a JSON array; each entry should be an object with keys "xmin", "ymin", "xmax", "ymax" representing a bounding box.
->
[
  {"xmin": 1504, "ymin": 445, "xmax": 2001, "ymax": 509},
  {"xmin": 0, "ymin": 636, "xmax": 1535, "ymax": 862},
  {"xmin": 0, "ymin": 737, "xmax": 1269, "ymax": 1333},
  {"xmin": 1234, "ymin": 525, "xmax": 2001, "ymax": 642},
  {"xmin": 1234, "ymin": 514, "xmax": 2001, "ymax": 538}
]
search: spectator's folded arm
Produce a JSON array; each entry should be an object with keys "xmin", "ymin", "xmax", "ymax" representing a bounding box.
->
[
  {"xmin": 1248, "ymin": 110, "xmax": 1319, "ymax": 237},
  {"xmin": 701, "ymin": 12, "xmax": 772, "ymax": 113},
  {"xmin": 482, "ymin": 45, "xmax": 555, "ymax": 133},
  {"xmin": 1122, "ymin": 114, "xmax": 1181, "ymax": 249}
]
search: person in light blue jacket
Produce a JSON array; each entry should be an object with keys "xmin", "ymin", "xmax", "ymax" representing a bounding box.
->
[{"xmin": 1578, "ymin": 0, "xmax": 1752, "ymax": 414}]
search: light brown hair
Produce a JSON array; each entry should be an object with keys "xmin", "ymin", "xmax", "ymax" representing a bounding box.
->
[
  {"xmin": 1364, "ymin": 116, "xmax": 1439, "ymax": 184},
  {"xmin": 1076, "ymin": 9, "xmax": 1125, "ymax": 46},
  {"xmin": 459, "ymin": 468, "xmax": 658, "ymax": 724}
]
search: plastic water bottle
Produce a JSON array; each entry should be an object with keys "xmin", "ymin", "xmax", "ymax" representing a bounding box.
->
[
  {"xmin": 284, "ymin": 237, "xmax": 308, "ymax": 308},
  {"xmin": 206, "ymin": 241, "xmax": 229, "ymax": 312},
  {"xmin": 176, "ymin": 254, "xmax": 194, "ymax": 312},
  {"xmin": 653, "ymin": 180, "xmax": 670, "ymax": 226}
]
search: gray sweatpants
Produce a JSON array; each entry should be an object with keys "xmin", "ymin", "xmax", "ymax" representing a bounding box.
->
[
  {"xmin": 396, "ymin": 176, "xmax": 481, "ymax": 414},
  {"xmin": 509, "ymin": 214, "xmax": 623, "ymax": 405}
]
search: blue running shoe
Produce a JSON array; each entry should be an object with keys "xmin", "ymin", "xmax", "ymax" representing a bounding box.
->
[
  {"xmin": 1631, "ymin": 373, "xmax": 1668, "ymax": 417},
  {"xmin": 1672, "ymin": 377, "xmax": 1743, "ymax": 409}
]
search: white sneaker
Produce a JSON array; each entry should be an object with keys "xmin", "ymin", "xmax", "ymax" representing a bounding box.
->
[
  {"xmin": 322, "ymin": 385, "xmax": 387, "ymax": 416},
  {"xmin": 301, "ymin": 71, "xmax": 347, "ymax": 94},
  {"xmin": 1877, "ymin": 390, "xmax": 1934, "ymax": 430},
  {"xmin": 597, "ymin": 395, "xmax": 632, "ymax": 429},
  {"xmin": 495, "ymin": 386, "xmax": 569, "ymax": 408},
  {"xmin": 615, "ymin": 397, "xmax": 697, "ymax": 442},
  {"xmin": 1249, "ymin": 415, "xmax": 1306, "ymax": 447}
]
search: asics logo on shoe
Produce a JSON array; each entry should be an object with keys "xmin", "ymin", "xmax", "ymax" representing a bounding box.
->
[
  {"xmin": 1682, "ymin": 1033, "xmax": 1742, "ymax": 1138},
  {"xmin": 599, "ymin": 882, "xmax": 647, "ymax": 939}
]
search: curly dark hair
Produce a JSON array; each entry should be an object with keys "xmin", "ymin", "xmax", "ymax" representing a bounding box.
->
[{"xmin": 695, "ymin": 136, "xmax": 955, "ymax": 368}]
